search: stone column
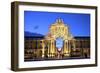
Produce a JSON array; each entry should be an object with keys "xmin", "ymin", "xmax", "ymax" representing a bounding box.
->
[
  {"xmin": 66, "ymin": 40, "xmax": 68, "ymax": 56},
  {"xmin": 63, "ymin": 40, "xmax": 70, "ymax": 57},
  {"xmin": 52, "ymin": 40, "xmax": 53, "ymax": 57},
  {"xmin": 67, "ymin": 40, "xmax": 68, "ymax": 52},
  {"xmin": 48, "ymin": 40, "xmax": 51, "ymax": 57},
  {"xmin": 64, "ymin": 40, "xmax": 67, "ymax": 56},
  {"xmin": 48, "ymin": 41, "xmax": 50, "ymax": 57},
  {"xmin": 50, "ymin": 40, "xmax": 55, "ymax": 57},
  {"xmin": 50, "ymin": 40, "xmax": 52, "ymax": 57},
  {"xmin": 42, "ymin": 40, "xmax": 45, "ymax": 58},
  {"xmin": 68, "ymin": 40, "xmax": 71, "ymax": 56}
]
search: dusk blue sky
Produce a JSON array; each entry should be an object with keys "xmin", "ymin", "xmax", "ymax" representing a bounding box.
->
[{"xmin": 24, "ymin": 11, "xmax": 90, "ymax": 36}]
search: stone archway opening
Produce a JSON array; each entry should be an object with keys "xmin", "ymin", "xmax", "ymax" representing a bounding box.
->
[{"xmin": 56, "ymin": 37, "xmax": 63, "ymax": 51}]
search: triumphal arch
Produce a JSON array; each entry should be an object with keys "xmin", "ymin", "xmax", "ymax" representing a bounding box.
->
[{"xmin": 40, "ymin": 18, "xmax": 75, "ymax": 59}]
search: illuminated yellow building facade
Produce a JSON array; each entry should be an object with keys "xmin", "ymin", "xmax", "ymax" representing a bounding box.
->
[{"xmin": 24, "ymin": 18, "xmax": 90, "ymax": 61}]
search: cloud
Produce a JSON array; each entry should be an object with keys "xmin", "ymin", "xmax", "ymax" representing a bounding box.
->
[{"xmin": 34, "ymin": 25, "xmax": 39, "ymax": 29}]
